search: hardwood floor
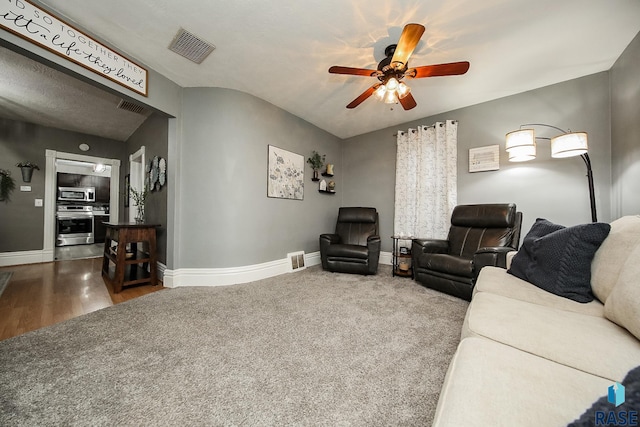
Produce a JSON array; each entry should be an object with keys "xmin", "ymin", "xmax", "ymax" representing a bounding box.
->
[{"xmin": 0, "ymin": 257, "xmax": 164, "ymax": 341}]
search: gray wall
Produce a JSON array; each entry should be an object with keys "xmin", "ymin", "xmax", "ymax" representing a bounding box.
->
[
  {"xmin": 342, "ymin": 72, "xmax": 612, "ymax": 252},
  {"xmin": 179, "ymin": 88, "xmax": 342, "ymax": 268},
  {"xmin": 125, "ymin": 113, "xmax": 169, "ymax": 264},
  {"xmin": 0, "ymin": 118, "xmax": 127, "ymax": 252},
  {"xmin": 611, "ymin": 30, "xmax": 640, "ymax": 217}
]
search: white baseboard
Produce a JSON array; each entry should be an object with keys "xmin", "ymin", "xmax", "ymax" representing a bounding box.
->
[
  {"xmin": 0, "ymin": 249, "xmax": 384, "ymax": 286},
  {"xmin": 0, "ymin": 249, "xmax": 54, "ymax": 267},
  {"xmin": 163, "ymin": 251, "xmax": 322, "ymax": 288},
  {"xmin": 157, "ymin": 261, "xmax": 166, "ymax": 281},
  {"xmin": 379, "ymin": 251, "xmax": 392, "ymax": 266}
]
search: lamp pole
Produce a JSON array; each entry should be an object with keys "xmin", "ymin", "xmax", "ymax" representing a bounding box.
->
[{"xmin": 581, "ymin": 153, "xmax": 597, "ymax": 222}]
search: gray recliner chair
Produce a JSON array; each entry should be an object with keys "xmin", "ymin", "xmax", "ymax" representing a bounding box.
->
[
  {"xmin": 412, "ymin": 203, "xmax": 522, "ymax": 300},
  {"xmin": 320, "ymin": 207, "xmax": 381, "ymax": 275}
]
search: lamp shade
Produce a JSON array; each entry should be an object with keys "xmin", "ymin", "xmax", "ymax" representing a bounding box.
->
[
  {"xmin": 551, "ymin": 132, "xmax": 588, "ymax": 158},
  {"xmin": 505, "ymin": 129, "xmax": 536, "ymax": 162}
]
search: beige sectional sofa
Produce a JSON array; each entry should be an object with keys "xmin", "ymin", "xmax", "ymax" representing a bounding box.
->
[{"xmin": 432, "ymin": 215, "xmax": 640, "ymax": 426}]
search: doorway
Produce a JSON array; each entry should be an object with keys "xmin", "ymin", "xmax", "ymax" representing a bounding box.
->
[{"xmin": 43, "ymin": 150, "xmax": 121, "ymax": 263}]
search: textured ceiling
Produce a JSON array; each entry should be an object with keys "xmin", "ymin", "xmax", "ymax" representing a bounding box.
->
[
  {"xmin": 0, "ymin": 46, "xmax": 150, "ymax": 141},
  {"xmin": 2, "ymin": 0, "xmax": 640, "ymax": 140}
]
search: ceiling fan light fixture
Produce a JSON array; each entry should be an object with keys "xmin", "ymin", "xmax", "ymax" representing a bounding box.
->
[
  {"xmin": 397, "ymin": 82, "xmax": 411, "ymax": 99},
  {"xmin": 384, "ymin": 89, "xmax": 398, "ymax": 104},
  {"xmin": 386, "ymin": 77, "xmax": 399, "ymax": 91},
  {"xmin": 374, "ymin": 85, "xmax": 387, "ymax": 101},
  {"xmin": 328, "ymin": 23, "xmax": 469, "ymax": 110}
]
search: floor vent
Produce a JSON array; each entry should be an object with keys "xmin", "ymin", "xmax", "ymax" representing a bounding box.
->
[
  {"xmin": 117, "ymin": 99, "xmax": 146, "ymax": 115},
  {"xmin": 168, "ymin": 28, "xmax": 215, "ymax": 64},
  {"xmin": 287, "ymin": 251, "xmax": 306, "ymax": 272}
]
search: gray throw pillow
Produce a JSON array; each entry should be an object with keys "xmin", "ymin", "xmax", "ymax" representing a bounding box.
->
[{"xmin": 508, "ymin": 218, "xmax": 611, "ymax": 303}]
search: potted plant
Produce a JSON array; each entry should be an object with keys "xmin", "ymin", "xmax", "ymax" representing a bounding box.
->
[
  {"xmin": 306, "ymin": 151, "xmax": 326, "ymax": 181},
  {"xmin": 0, "ymin": 169, "xmax": 16, "ymax": 202},
  {"xmin": 16, "ymin": 161, "xmax": 40, "ymax": 183},
  {"xmin": 129, "ymin": 185, "xmax": 148, "ymax": 223}
]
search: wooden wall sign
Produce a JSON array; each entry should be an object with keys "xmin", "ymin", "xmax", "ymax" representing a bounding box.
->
[{"xmin": 1, "ymin": 0, "xmax": 148, "ymax": 96}]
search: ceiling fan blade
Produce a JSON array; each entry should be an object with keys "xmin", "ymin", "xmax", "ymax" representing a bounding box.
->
[
  {"xmin": 399, "ymin": 93, "xmax": 417, "ymax": 110},
  {"xmin": 329, "ymin": 66, "xmax": 379, "ymax": 77},
  {"xmin": 407, "ymin": 61, "xmax": 470, "ymax": 78},
  {"xmin": 346, "ymin": 84, "xmax": 381, "ymax": 109},
  {"xmin": 390, "ymin": 23, "xmax": 425, "ymax": 70}
]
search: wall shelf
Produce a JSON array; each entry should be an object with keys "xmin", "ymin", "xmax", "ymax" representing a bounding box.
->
[{"xmin": 318, "ymin": 190, "xmax": 336, "ymax": 194}]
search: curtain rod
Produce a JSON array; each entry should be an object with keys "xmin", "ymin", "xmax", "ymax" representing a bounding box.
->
[{"xmin": 392, "ymin": 119, "xmax": 458, "ymax": 136}]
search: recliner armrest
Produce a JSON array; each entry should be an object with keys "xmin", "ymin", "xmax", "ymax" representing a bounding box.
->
[
  {"xmin": 367, "ymin": 235, "xmax": 381, "ymax": 250},
  {"xmin": 320, "ymin": 233, "xmax": 341, "ymax": 270},
  {"xmin": 412, "ymin": 239, "xmax": 449, "ymax": 272},
  {"xmin": 412, "ymin": 238, "xmax": 449, "ymax": 254},
  {"xmin": 473, "ymin": 246, "xmax": 516, "ymax": 277},
  {"xmin": 320, "ymin": 233, "xmax": 341, "ymax": 245}
]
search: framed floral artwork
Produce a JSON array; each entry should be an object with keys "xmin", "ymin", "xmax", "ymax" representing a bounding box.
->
[{"xmin": 267, "ymin": 145, "xmax": 304, "ymax": 200}]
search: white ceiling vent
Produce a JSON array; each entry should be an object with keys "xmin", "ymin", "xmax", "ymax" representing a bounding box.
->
[
  {"xmin": 168, "ymin": 28, "xmax": 215, "ymax": 64},
  {"xmin": 117, "ymin": 99, "xmax": 146, "ymax": 115}
]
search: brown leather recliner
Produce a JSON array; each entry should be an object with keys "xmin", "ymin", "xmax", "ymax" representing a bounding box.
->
[
  {"xmin": 320, "ymin": 207, "xmax": 381, "ymax": 275},
  {"xmin": 412, "ymin": 204, "xmax": 522, "ymax": 300}
]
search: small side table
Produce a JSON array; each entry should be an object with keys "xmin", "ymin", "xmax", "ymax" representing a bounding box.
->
[
  {"xmin": 391, "ymin": 236, "xmax": 414, "ymax": 278},
  {"xmin": 101, "ymin": 223, "xmax": 160, "ymax": 293}
]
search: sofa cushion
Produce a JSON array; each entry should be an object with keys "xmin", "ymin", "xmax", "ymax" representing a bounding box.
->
[
  {"xmin": 569, "ymin": 365, "xmax": 640, "ymax": 427},
  {"xmin": 432, "ymin": 337, "xmax": 611, "ymax": 427},
  {"xmin": 591, "ymin": 215, "xmax": 640, "ymax": 303},
  {"xmin": 462, "ymin": 292, "xmax": 640, "ymax": 381},
  {"xmin": 474, "ymin": 267, "xmax": 605, "ymax": 317},
  {"xmin": 604, "ymin": 243, "xmax": 640, "ymax": 341},
  {"xmin": 508, "ymin": 218, "xmax": 610, "ymax": 303}
]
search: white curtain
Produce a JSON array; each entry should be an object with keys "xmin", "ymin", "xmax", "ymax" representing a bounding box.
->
[{"xmin": 394, "ymin": 120, "xmax": 458, "ymax": 239}]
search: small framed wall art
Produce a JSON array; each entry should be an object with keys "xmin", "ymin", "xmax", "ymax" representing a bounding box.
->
[{"xmin": 469, "ymin": 145, "xmax": 500, "ymax": 172}]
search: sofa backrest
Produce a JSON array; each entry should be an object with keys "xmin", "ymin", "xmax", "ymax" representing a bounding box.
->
[
  {"xmin": 604, "ymin": 242, "xmax": 640, "ymax": 340},
  {"xmin": 591, "ymin": 215, "xmax": 640, "ymax": 303},
  {"xmin": 335, "ymin": 207, "xmax": 379, "ymax": 246},
  {"xmin": 447, "ymin": 204, "xmax": 522, "ymax": 259}
]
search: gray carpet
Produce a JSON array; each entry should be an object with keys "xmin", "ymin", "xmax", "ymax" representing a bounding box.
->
[
  {"xmin": 0, "ymin": 271, "xmax": 12, "ymax": 298},
  {"xmin": 0, "ymin": 265, "xmax": 468, "ymax": 426}
]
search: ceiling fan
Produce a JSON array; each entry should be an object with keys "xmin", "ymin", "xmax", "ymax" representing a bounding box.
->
[{"xmin": 329, "ymin": 23, "xmax": 470, "ymax": 110}]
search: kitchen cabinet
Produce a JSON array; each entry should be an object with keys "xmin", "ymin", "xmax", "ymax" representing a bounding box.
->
[
  {"xmin": 93, "ymin": 214, "xmax": 109, "ymax": 243},
  {"xmin": 93, "ymin": 176, "xmax": 110, "ymax": 203},
  {"xmin": 56, "ymin": 173, "xmax": 110, "ymax": 203}
]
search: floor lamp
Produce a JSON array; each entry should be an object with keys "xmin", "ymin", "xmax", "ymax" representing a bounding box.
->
[{"xmin": 505, "ymin": 124, "xmax": 597, "ymax": 222}]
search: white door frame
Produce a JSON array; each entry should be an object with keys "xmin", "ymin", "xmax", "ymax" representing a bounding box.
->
[
  {"xmin": 44, "ymin": 150, "xmax": 121, "ymax": 261},
  {"xmin": 128, "ymin": 146, "xmax": 145, "ymax": 221}
]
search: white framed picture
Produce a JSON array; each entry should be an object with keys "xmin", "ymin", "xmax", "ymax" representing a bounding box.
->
[
  {"xmin": 267, "ymin": 145, "xmax": 304, "ymax": 200},
  {"xmin": 469, "ymin": 145, "xmax": 500, "ymax": 172}
]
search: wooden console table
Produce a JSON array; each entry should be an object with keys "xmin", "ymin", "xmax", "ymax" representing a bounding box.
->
[{"xmin": 101, "ymin": 223, "xmax": 160, "ymax": 293}]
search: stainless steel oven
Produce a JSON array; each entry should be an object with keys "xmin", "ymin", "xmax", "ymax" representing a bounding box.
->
[
  {"xmin": 57, "ymin": 187, "xmax": 95, "ymax": 203},
  {"xmin": 56, "ymin": 205, "xmax": 94, "ymax": 246}
]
